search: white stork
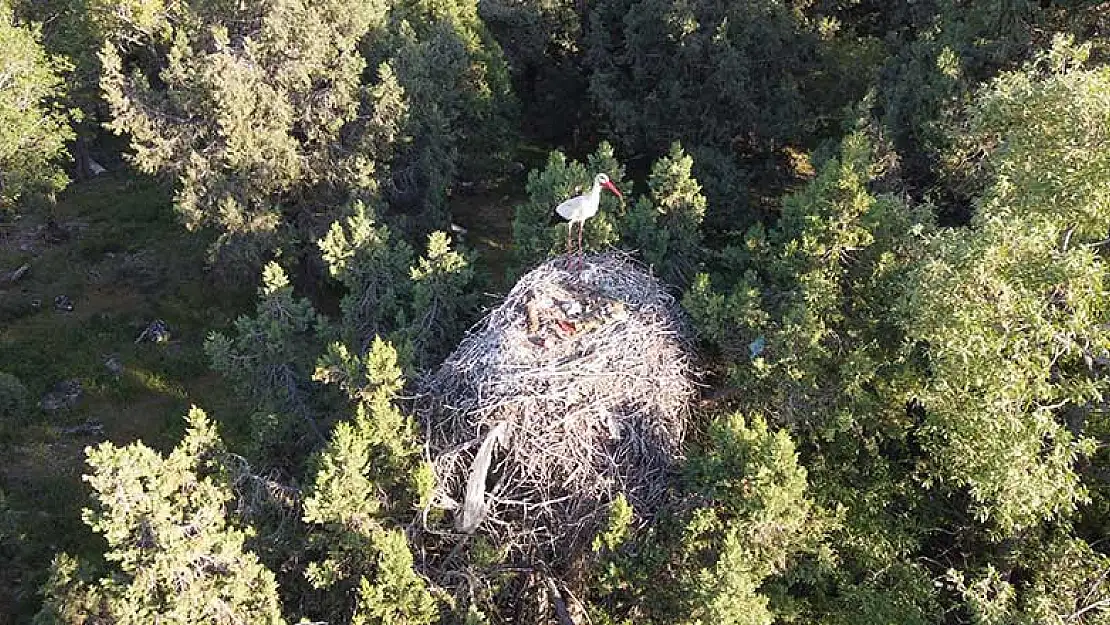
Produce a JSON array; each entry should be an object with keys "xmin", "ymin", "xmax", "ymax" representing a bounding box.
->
[{"xmin": 553, "ymin": 173, "xmax": 623, "ymax": 265}]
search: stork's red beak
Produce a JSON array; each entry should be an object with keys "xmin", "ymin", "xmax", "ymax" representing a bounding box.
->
[{"xmin": 603, "ymin": 181, "xmax": 623, "ymax": 199}]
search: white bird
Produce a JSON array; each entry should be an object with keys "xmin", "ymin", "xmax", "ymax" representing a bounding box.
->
[{"xmin": 553, "ymin": 173, "xmax": 623, "ymax": 265}]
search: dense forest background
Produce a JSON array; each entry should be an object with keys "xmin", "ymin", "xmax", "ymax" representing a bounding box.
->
[{"xmin": 3, "ymin": 0, "xmax": 1110, "ymax": 623}]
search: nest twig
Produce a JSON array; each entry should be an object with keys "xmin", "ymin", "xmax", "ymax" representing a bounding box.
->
[{"xmin": 415, "ymin": 252, "xmax": 695, "ymax": 590}]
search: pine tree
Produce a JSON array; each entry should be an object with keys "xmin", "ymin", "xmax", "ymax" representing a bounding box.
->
[
  {"xmin": 677, "ymin": 413, "xmax": 823, "ymax": 625},
  {"xmin": 304, "ymin": 338, "xmax": 438, "ymax": 624},
  {"xmin": 0, "ymin": 0, "xmax": 74, "ymax": 214},
  {"xmin": 319, "ymin": 202, "xmax": 415, "ymax": 353},
  {"xmin": 36, "ymin": 409, "xmax": 286, "ymax": 625},
  {"xmin": 622, "ymin": 142, "xmax": 706, "ymax": 287},
  {"xmin": 205, "ymin": 262, "xmax": 333, "ymax": 464},
  {"xmin": 591, "ymin": 413, "xmax": 826, "ymax": 625},
  {"xmin": 684, "ymin": 129, "xmax": 930, "ymax": 440},
  {"xmin": 479, "ymin": 0, "xmax": 588, "ymax": 144},
  {"xmin": 584, "ymin": 0, "xmax": 875, "ymax": 216},
  {"xmin": 373, "ymin": 0, "xmax": 517, "ymax": 228},
  {"xmin": 319, "ymin": 203, "xmax": 476, "ymax": 368},
  {"xmin": 511, "ymin": 151, "xmax": 584, "ymax": 273},
  {"xmin": 510, "ymin": 142, "xmax": 628, "ymax": 274},
  {"xmin": 681, "ymin": 128, "xmax": 941, "ymax": 623},
  {"xmin": 98, "ymin": 0, "xmax": 394, "ymax": 265},
  {"xmin": 948, "ymin": 537, "xmax": 1110, "ymax": 625},
  {"xmin": 408, "ymin": 230, "xmax": 477, "ymax": 366}
]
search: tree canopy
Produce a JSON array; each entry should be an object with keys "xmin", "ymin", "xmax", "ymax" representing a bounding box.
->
[
  {"xmin": 6, "ymin": 1, "xmax": 1110, "ymax": 625},
  {"xmin": 0, "ymin": 0, "xmax": 74, "ymax": 213}
]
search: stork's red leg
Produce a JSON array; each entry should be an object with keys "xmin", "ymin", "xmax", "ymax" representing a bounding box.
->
[{"xmin": 577, "ymin": 221, "xmax": 585, "ymax": 268}]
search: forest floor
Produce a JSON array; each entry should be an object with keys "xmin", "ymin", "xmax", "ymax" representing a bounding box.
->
[
  {"xmin": 0, "ymin": 169, "xmax": 523, "ymax": 621},
  {"xmin": 0, "ymin": 173, "xmax": 256, "ymax": 620}
]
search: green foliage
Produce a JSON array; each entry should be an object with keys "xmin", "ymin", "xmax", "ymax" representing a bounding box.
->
[
  {"xmin": 510, "ymin": 143, "xmax": 629, "ymax": 274},
  {"xmin": 676, "ymin": 413, "xmax": 823, "ymax": 625},
  {"xmin": 588, "ymin": 0, "xmax": 813, "ymax": 149},
  {"xmin": 809, "ymin": 562, "xmax": 941, "ymax": 625},
  {"xmin": 592, "ymin": 413, "xmax": 825, "ymax": 625},
  {"xmin": 320, "ymin": 203, "xmax": 477, "ymax": 368},
  {"xmin": 304, "ymin": 337, "xmax": 438, "ymax": 624},
  {"xmin": 0, "ymin": 371, "xmax": 29, "ymax": 420},
  {"xmin": 320, "ymin": 202, "xmax": 415, "ymax": 350},
  {"xmin": 97, "ymin": 0, "xmax": 515, "ymax": 265},
  {"xmin": 479, "ymin": 0, "xmax": 586, "ymax": 143},
  {"xmin": 12, "ymin": 0, "xmax": 100, "ymax": 117},
  {"xmin": 679, "ymin": 35, "xmax": 1110, "ymax": 623},
  {"xmin": 956, "ymin": 34, "xmax": 1110, "ymax": 238},
  {"xmin": 949, "ymin": 538, "xmax": 1110, "ymax": 625},
  {"xmin": 904, "ymin": 37, "xmax": 1110, "ymax": 534},
  {"xmin": 1016, "ymin": 538, "xmax": 1110, "ymax": 625},
  {"xmin": 876, "ymin": 0, "xmax": 1044, "ymax": 204},
  {"xmin": 0, "ymin": 1, "xmax": 74, "ymax": 213},
  {"xmin": 84, "ymin": 0, "xmax": 172, "ymax": 41},
  {"xmin": 621, "ymin": 142, "xmax": 706, "ymax": 287},
  {"xmin": 592, "ymin": 494, "xmax": 633, "ymax": 553},
  {"xmin": 205, "ymin": 207, "xmax": 474, "ymax": 470},
  {"xmin": 680, "ymin": 129, "xmax": 943, "ymax": 622},
  {"xmin": 36, "ymin": 408, "xmax": 286, "ymax": 624},
  {"xmin": 585, "ymin": 0, "xmax": 879, "ymax": 216},
  {"xmin": 308, "ymin": 338, "xmax": 426, "ymax": 518},
  {"xmin": 98, "ymin": 0, "xmax": 394, "ymax": 264},
  {"xmin": 13, "ymin": 3, "xmax": 1110, "ymax": 624},
  {"xmin": 513, "ymin": 141, "xmax": 704, "ymax": 286},
  {"xmin": 205, "ymin": 262, "xmax": 332, "ymax": 461},
  {"xmin": 409, "ymin": 230, "xmax": 478, "ymax": 364},
  {"xmin": 513, "ymin": 140, "xmax": 709, "ymax": 285},
  {"xmin": 0, "ymin": 171, "xmax": 262, "ymax": 620},
  {"xmin": 373, "ymin": 0, "xmax": 517, "ymax": 224},
  {"xmin": 352, "ymin": 529, "xmax": 439, "ymax": 625},
  {"xmin": 685, "ymin": 129, "xmax": 930, "ymax": 440}
]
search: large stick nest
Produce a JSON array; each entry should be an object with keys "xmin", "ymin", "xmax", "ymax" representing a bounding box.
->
[{"xmin": 416, "ymin": 252, "xmax": 696, "ymax": 570}]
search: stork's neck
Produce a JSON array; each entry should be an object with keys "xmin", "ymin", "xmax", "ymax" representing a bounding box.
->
[{"xmin": 587, "ymin": 179, "xmax": 602, "ymax": 201}]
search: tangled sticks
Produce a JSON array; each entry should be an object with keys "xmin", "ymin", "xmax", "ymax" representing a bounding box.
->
[{"xmin": 416, "ymin": 252, "xmax": 696, "ymax": 578}]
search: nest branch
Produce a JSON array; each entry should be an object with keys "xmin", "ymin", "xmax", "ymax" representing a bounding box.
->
[{"xmin": 415, "ymin": 252, "xmax": 696, "ymax": 597}]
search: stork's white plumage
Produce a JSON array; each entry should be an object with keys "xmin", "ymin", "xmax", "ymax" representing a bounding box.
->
[{"xmin": 554, "ymin": 173, "xmax": 623, "ymax": 265}]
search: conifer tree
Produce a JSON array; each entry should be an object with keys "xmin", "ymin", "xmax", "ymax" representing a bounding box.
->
[
  {"xmin": 304, "ymin": 338, "xmax": 438, "ymax": 624},
  {"xmin": 677, "ymin": 413, "xmax": 822, "ymax": 625},
  {"xmin": 205, "ymin": 262, "xmax": 333, "ymax": 462},
  {"xmin": 622, "ymin": 142, "xmax": 706, "ymax": 287},
  {"xmin": 948, "ymin": 537, "xmax": 1110, "ymax": 625},
  {"xmin": 513, "ymin": 142, "xmax": 710, "ymax": 285},
  {"xmin": 98, "ymin": 0, "xmax": 515, "ymax": 263},
  {"xmin": 875, "ymin": 0, "xmax": 1044, "ymax": 207},
  {"xmin": 319, "ymin": 204, "xmax": 476, "ymax": 369},
  {"xmin": 591, "ymin": 413, "xmax": 825, "ymax": 625},
  {"xmin": 684, "ymin": 129, "xmax": 930, "ymax": 440},
  {"xmin": 373, "ymin": 0, "xmax": 517, "ymax": 227},
  {"xmin": 584, "ymin": 0, "xmax": 875, "ymax": 215},
  {"xmin": 510, "ymin": 142, "xmax": 628, "ymax": 274},
  {"xmin": 903, "ymin": 36, "xmax": 1110, "ymax": 534},
  {"xmin": 0, "ymin": 0, "xmax": 74, "ymax": 213},
  {"xmin": 319, "ymin": 202, "xmax": 415, "ymax": 353},
  {"xmin": 98, "ymin": 0, "xmax": 396, "ymax": 264},
  {"xmin": 478, "ymin": 0, "xmax": 587, "ymax": 143},
  {"xmin": 408, "ymin": 230, "xmax": 478, "ymax": 365},
  {"xmin": 681, "ymin": 129, "xmax": 941, "ymax": 622},
  {"xmin": 36, "ymin": 409, "xmax": 286, "ymax": 625}
]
